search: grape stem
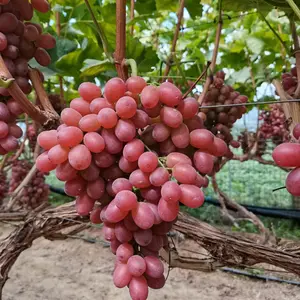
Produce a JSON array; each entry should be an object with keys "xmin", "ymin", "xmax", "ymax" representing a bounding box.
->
[
  {"xmin": 162, "ymin": 0, "xmax": 185, "ymax": 81},
  {"xmin": 83, "ymin": 0, "xmax": 114, "ymax": 63},
  {"xmin": 130, "ymin": 0, "xmax": 135, "ymax": 35},
  {"xmin": 290, "ymin": 19, "xmax": 300, "ymax": 98},
  {"xmin": 211, "ymin": 175, "xmax": 270, "ymax": 241},
  {"xmin": 124, "ymin": 59, "xmax": 138, "ymax": 77},
  {"xmin": 182, "ymin": 62, "xmax": 211, "ymax": 99},
  {"xmin": 198, "ymin": 0, "xmax": 223, "ymax": 105},
  {"xmin": 286, "ymin": 0, "xmax": 300, "ymax": 20},
  {"xmin": 28, "ymin": 69, "xmax": 60, "ymax": 119},
  {"xmin": 115, "ymin": 0, "xmax": 128, "ymax": 80},
  {"xmin": 55, "ymin": 11, "xmax": 65, "ymax": 109},
  {"xmin": 0, "ymin": 56, "xmax": 57, "ymax": 128}
]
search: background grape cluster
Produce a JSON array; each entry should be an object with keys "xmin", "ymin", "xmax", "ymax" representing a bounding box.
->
[
  {"xmin": 0, "ymin": 0, "xmax": 55, "ymax": 155},
  {"xmin": 35, "ymin": 75, "xmax": 249, "ymax": 300},
  {"xmin": 9, "ymin": 159, "xmax": 49, "ymax": 209}
]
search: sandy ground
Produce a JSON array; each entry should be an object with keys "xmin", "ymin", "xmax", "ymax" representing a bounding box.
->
[{"xmin": 1, "ymin": 224, "xmax": 300, "ymax": 300}]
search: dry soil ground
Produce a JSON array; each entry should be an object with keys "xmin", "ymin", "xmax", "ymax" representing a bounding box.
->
[{"xmin": 1, "ymin": 224, "xmax": 300, "ymax": 300}]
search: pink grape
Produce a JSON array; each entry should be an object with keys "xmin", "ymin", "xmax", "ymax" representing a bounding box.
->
[
  {"xmin": 166, "ymin": 152, "xmax": 192, "ymax": 167},
  {"xmin": 210, "ymin": 137, "xmax": 228, "ymax": 157},
  {"xmin": 143, "ymin": 102, "xmax": 162, "ymax": 117},
  {"xmin": 83, "ymin": 132, "xmax": 105, "ymax": 153},
  {"xmin": 90, "ymin": 97, "xmax": 113, "ymax": 114},
  {"xmin": 133, "ymin": 229, "xmax": 153, "ymax": 246},
  {"xmin": 144, "ymin": 256, "xmax": 164, "ymax": 278},
  {"xmin": 61, "ymin": 108, "xmax": 82, "ymax": 127},
  {"xmin": 124, "ymin": 214, "xmax": 139, "ymax": 232},
  {"xmin": 36, "ymin": 151, "xmax": 56, "ymax": 172},
  {"xmin": 160, "ymin": 106, "xmax": 183, "ymax": 128},
  {"xmin": 179, "ymin": 184, "xmax": 205, "ymax": 208},
  {"xmin": 123, "ymin": 138, "xmax": 144, "ymax": 162},
  {"xmin": 90, "ymin": 207, "xmax": 102, "ymax": 224},
  {"xmin": 159, "ymin": 82, "xmax": 182, "ymax": 107},
  {"xmin": 56, "ymin": 161, "xmax": 77, "ymax": 181},
  {"xmin": 131, "ymin": 109, "xmax": 151, "ymax": 128},
  {"xmin": 138, "ymin": 152, "xmax": 158, "ymax": 173},
  {"xmin": 102, "ymin": 165, "xmax": 124, "ymax": 181},
  {"xmin": 80, "ymin": 162, "xmax": 100, "ymax": 181},
  {"xmin": 37, "ymin": 130, "xmax": 58, "ymax": 150},
  {"xmin": 104, "ymin": 78, "xmax": 126, "ymax": 103},
  {"xmin": 129, "ymin": 169, "xmax": 151, "ymax": 188},
  {"xmin": 0, "ymin": 121, "xmax": 8, "ymax": 138},
  {"xmin": 126, "ymin": 76, "xmax": 147, "ymax": 94},
  {"xmin": 140, "ymin": 85, "xmax": 160, "ymax": 108},
  {"xmin": 293, "ymin": 123, "xmax": 300, "ymax": 139},
  {"xmin": 78, "ymin": 82, "xmax": 102, "ymax": 102},
  {"xmin": 146, "ymin": 274, "xmax": 166, "ymax": 289},
  {"xmin": 177, "ymin": 97, "xmax": 199, "ymax": 119},
  {"xmin": 190, "ymin": 129, "xmax": 214, "ymax": 150},
  {"xmin": 75, "ymin": 193, "xmax": 95, "ymax": 216},
  {"xmin": 272, "ymin": 143, "xmax": 300, "ymax": 167},
  {"xmin": 149, "ymin": 167, "xmax": 170, "ymax": 187},
  {"xmin": 68, "ymin": 144, "xmax": 92, "ymax": 170},
  {"xmin": 105, "ymin": 202, "xmax": 128, "ymax": 223},
  {"xmin": 97, "ymin": 108, "xmax": 118, "ymax": 128},
  {"xmin": 116, "ymin": 243, "xmax": 134, "ymax": 263},
  {"xmin": 193, "ymin": 151, "xmax": 214, "ymax": 174},
  {"xmin": 158, "ymin": 198, "xmax": 179, "ymax": 222},
  {"xmin": 94, "ymin": 150, "xmax": 115, "ymax": 168},
  {"xmin": 152, "ymin": 123, "xmax": 171, "ymax": 142},
  {"xmin": 101, "ymin": 128, "xmax": 123, "ymax": 154},
  {"xmin": 171, "ymin": 123, "xmax": 190, "ymax": 148},
  {"xmin": 286, "ymin": 168, "xmax": 300, "ymax": 196},
  {"xmin": 115, "ymin": 222, "xmax": 133, "ymax": 243},
  {"xmin": 161, "ymin": 181, "xmax": 181, "ymax": 203},
  {"xmin": 57, "ymin": 126, "xmax": 83, "ymax": 148},
  {"xmin": 115, "ymin": 190, "xmax": 138, "ymax": 211},
  {"xmin": 172, "ymin": 163, "xmax": 197, "ymax": 184},
  {"xmin": 140, "ymin": 186, "xmax": 161, "ymax": 204},
  {"xmin": 65, "ymin": 177, "xmax": 86, "ymax": 196},
  {"xmin": 113, "ymin": 263, "xmax": 132, "ymax": 288},
  {"xmin": 147, "ymin": 203, "xmax": 162, "ymax": 224},
  {"xmin": 70, "ymin": 98, "xmax": 91, "ymax": 116},
  {"xmin": 127, "ymin": 255, "xmax": 146, "ymax": 277},
  {"xmin": 115, "ymin": 96, "xmax": 137, "ymax": 119},
  {"xmin": 9, "ymin": 124, "xmax": 22, "ymax": 138},
  {"xmin": 129, "ymin": 276, "xmax": 148, "ymax": 300},
  {"xmin": 0, "ymin": 135, "xmax": 17, "ymax": 152},
  {"xmin": 110, "ymin": 239, "xmax": 121, "ymax": 254},
  {"xmin": 119, "ymin": 156, "xmax": 138, "ymax": 173},
  {"xmin": 103, "ymin": 224, "xmax": 116, "ymax": 241},
  {"xmin": 132, "ymin": 202, "xmax": 155, "ymax": 229},
  {"xmin": 112, "ymin": 178, "xmax": 132, "ymax": 194},
  {"xmin": 115, "ymin": 119, "xmax": 136, "ymax": 142},
  {"xmin": 79, "ymin": 114, "xmax": 101, "ymax": 132}
]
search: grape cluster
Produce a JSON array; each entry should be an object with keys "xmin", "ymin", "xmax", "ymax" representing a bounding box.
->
[
  {"xmin": 27, "ymin": 123, "xmax": 37, "ymax": 151},
  {"xmin": 9, "ymin": 159, "xmax": 49, "ymax": 209},
  {"xmin": 0, "ymin": 97, "xmax": 23, "ymax": 154},
  {"xmin": 281, "ymin": 67, "xmax": 297, "ymax": 96},
  {"xmin": 201, "ymin": 70, "xmax": 248, "ymax": 147},
  {"xmin": 36, "ymin": 76, "xmax": 235, "ymax": 299},
  {"xmin": 238, "ymin": 130, "xmax": 267, "ymax": 157},
  {"xmin": 258, "ymin": 104, "xmax": 289, "ymax": 146},
  {"xmin": 272, "ymin": 125, "xmax": 300, "ymax": 196},
  {"xmin": 0, "ymin": 0, "xmax": 54, "ymax": 96},
  {"xmin": 0, "ymin": 172, "xmax": 7, "ymax": 206}
]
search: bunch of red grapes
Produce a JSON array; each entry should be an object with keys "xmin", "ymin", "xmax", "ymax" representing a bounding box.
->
[
  {"xmin": 200, "ymin": 70, "xmax": 247, "ymax": 147},
  {"xmin": 0, "ymin": 97, "xmax": 23, "ymax": 154},
  {"xmin": 281, "ymin": 66, "xmax": 298, "ymax": 96},
  {"xmin": 258, "ymin": 104, "xmax": 289, "ymax": 146},
  {"xmin": 272, "ymin": 124, "xmax": 300, "ymax": 196},
  {"xmin": 27, "ymin": 123, "xmax": 37, "ymax": 151},
  {"xmin": 9, "ymin": 159, "xmax": 49, "ymax": 209},
  {"xmin": 0, "ymin": 0, "xmax": 54, "ymax": 155},
  {"xmin": 238, "ymin": 130, "xmax": 267, "ymax": 157},
  {"xmin": 36, "ymin": 76, "xmax": 235, "ymax": 300},
  {"xmin": 0, "ymin": 172, "xmax": 7, "ymax": 206}
]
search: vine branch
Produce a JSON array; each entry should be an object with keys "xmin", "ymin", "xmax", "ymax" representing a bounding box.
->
[
  {"xmin": 0, "ymin": 56, "xmax": 55, "ymax": 127},
  {"xmin": 130, "ymin": 0, "xmax": 135, "ymax": 35},
  {"xmin": 115, "ymin": 0, "xmax": 128, "ymax": 80},
  {"xmin": 286, "ymin": 0, "xmax": 300, "ymax": 20},
  {"xmin": 198, "ymin": 0, "xmax": 223, "ymax": 105},
  {"xmin": 290, "ymin": 19, "xmax": 300, "ymax": 98},
  {"xmin": 162, "ymin": 0, "xmax": 185, "ymax": 80}
]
